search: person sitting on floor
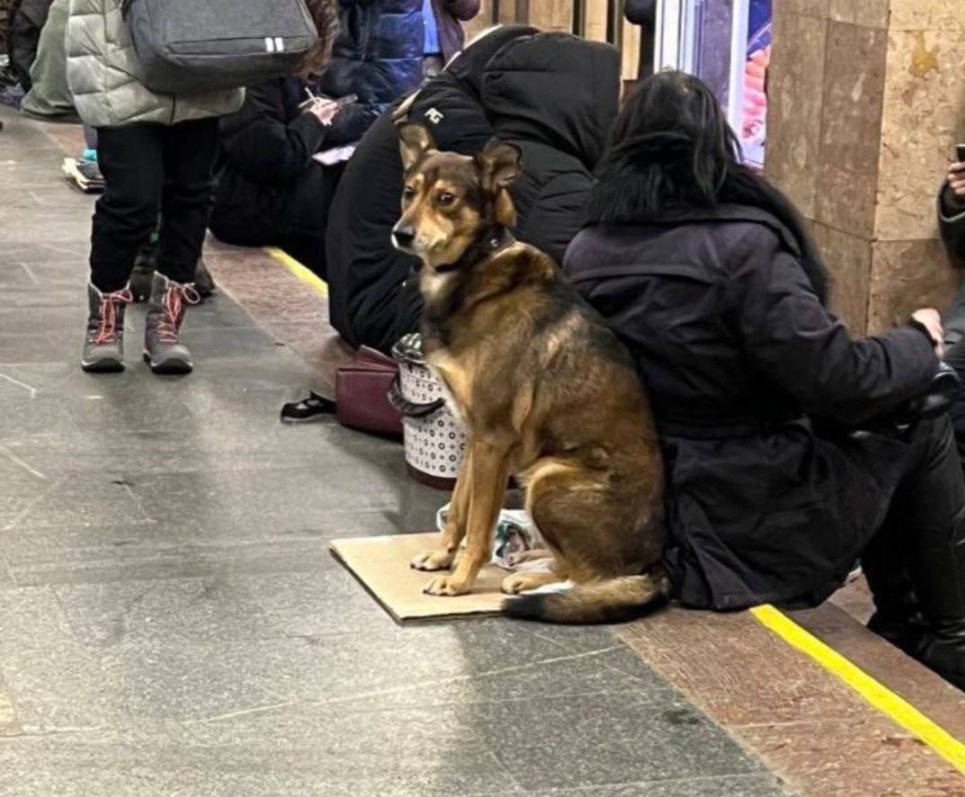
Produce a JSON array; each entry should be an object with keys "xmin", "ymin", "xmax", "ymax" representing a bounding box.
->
[
  {"xmin": 563, "ymin": 71, "xmax": 965, "ymax": 691},
  {"xmin": 939, "ymin": 156, "xmax": 965, "ymax": 349},
  {"xmin": 7, "ymin": 0, "xmax": 52, "ymax": 93},
  {"xmin": 317, "ymin": 0, "xmax": 425, "ymax": 148},
  {"xmin": 209, "ymin": 0, "xmax": 341, "ymax": 278},
  {"xmin": 325, "ymin": 28, "xmax": 622, "ymax": 355}
]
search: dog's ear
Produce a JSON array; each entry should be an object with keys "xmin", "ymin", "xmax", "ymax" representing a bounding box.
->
[
  {"xmin": 477, "ymin": 141, "xmax": 523, "ymax": 194},
  {"xmin": 477, "ymin": 141, "xmax": 522, "ymax": 227},
  {"xmin": 396, "ymin": 122, "xmax": 436, "ymax": 171}
]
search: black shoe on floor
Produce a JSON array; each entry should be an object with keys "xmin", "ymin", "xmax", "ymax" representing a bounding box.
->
[
  {"xmin": 281, "ymin": 393, "xmax": 337, "ymax": 424},
  {"xmin": 194, "ymin": 258, "xmax": 216, "ymax": 300}
]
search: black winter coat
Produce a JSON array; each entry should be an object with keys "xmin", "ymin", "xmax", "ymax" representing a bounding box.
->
[
  {"xmin": 326, "ymin": 30, "xmax": 620, "ymax": 352},
  {"xmin": 9, "ymin": 0, "xmax": 52, "ymax": 90},
  {"xmin": 939, "ymin": 183, "xmax": 965, "ymax": 259},
  {"xmin": 564, "ymin": 206, "xmax": 939, "ymax": 611},
  {"xmin": 211, "ymin": 78, "xmax": 340, "ymax": 246},
  {"xmin": 318, "ymin": 0, "xmax": 423, "ymax": 147}
]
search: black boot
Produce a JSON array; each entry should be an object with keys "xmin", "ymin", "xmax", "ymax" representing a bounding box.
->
[
  {"xmin": 862, "ymin": 515, "xmax": 928, "ymax": 655},
  {"xmin": 194, "ymin": 257, "xmax": 216, "ymax": 300},
  {"xmin": 909, "ymin": 510, "xmax": 965, "ymax": 691},
  {"xmin": 130, "ymin": 240, "xmax": 159, "ymax": 303},
  {"xmin": 867, "ymin": 602, "xmax": 929, "ymax": 656},
  {"xmin": 894, "ymin": 419, "xmax": 965, "ymax": 691}
]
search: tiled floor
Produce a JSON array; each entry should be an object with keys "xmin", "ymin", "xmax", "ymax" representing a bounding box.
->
[{"xmin": 0, "ymin": 109, "xmax": 788, "ymax": 795}]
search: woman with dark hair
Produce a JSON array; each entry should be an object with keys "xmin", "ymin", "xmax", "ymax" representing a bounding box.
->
[
  {"xmin": 210, "ymin": 0, "xmax": 343, "ymax": 277},
  {"xmin": 564, "ymin": 71, "xmax": 965, "ymax": 689}
]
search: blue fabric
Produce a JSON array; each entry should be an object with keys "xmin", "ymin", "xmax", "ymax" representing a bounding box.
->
[
  {"xmin": 319, "ymin": 0, "xmax": 425, "ymax": 146},
  {"xmin": 422, "ymin": 0, "xmax": 440, "ymax": 55}
]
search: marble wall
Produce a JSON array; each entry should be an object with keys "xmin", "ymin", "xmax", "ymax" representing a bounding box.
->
[{"xmin": 767, "ymin": 0, "xmax": 965, "ymax": 334}]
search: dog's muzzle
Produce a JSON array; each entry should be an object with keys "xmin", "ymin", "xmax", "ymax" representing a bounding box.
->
[{"xmin": 392, "ymin": 225, "xmax": 415, "ymax": 251}]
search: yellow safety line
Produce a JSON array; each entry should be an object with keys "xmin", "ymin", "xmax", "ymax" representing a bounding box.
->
[
  {"xmin": 751, "ymin": 604, "xmax": 965, "ymax": 775},
  {"xmin": 265, "ymin": 247, "xmax": 328, "ymax": 297}
]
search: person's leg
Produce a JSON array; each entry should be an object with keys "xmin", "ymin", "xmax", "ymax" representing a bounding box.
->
[
  {"xmin": 83, "ymin": 124, "xmax": 164, "ymax": 372},
  {"xmin": 90, "ymin": 125, "xmax": 164, "ymax": 292},
  {"xmin": 944, "ymin": 336, "xmax": 965, "ymax": 467},
  {"xmin": 873, "ymin": 417, "xmax": 965, "ymax": 689},
  {"xmin": 156, "ymin": 118, "xmax": 219, "ymax": 284},
  {"xmin": 144, "ymin": 119, "xmax": 219, "ymax": 374}
]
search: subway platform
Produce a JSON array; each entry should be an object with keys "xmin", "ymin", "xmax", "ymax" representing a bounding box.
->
[{"xmin": 1, "ymin": 107, "xmax": 964, "ymax": 796}]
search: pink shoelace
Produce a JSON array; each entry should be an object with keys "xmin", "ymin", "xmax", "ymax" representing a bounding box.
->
[
  {"xmin": 92, "ymin": 288, "xmax": 133, "ymax": 345},
  {"xmin": 156, "ymin": 282, "xmax": 201, "ymax": 343}
]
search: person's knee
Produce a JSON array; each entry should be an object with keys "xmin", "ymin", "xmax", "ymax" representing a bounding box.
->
[{"xmin": 98, "ymin": 183, "xmax": 160, "ymax": 237}]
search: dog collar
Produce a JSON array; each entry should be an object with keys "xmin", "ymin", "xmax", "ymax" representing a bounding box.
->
[{"xmin": 434, "ymin": 229, "xmax": 516, "ymax": 275}]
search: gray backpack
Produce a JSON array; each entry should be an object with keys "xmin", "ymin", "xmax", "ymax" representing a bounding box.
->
[{"xmin": 122, "ymin": 0, "xmax": 318, "ymax": 95}]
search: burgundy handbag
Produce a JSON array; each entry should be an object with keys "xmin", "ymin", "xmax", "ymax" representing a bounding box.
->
[{"xmin": 335, "ymin": 347, "xmax": 404, "ymax": 436}]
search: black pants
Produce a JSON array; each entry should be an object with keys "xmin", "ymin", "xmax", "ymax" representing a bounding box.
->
[
  {"xmin": 210, "ymin": 162, "xmax": 345, "ymax": 280},
  {"xmin": 945, "ymin": 337, "xmax": 965, "ymax": 466},
  {"xmin": 90, "ymin": 119, "xmax": 219, "ymax": 293},
  {"xmin": 862, "ymin": 417, "xmax": 965, "ymax": 618}
]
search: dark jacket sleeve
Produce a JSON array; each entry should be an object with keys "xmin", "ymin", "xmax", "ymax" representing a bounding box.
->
[
  {"xmin": 322, "ymin": 101, "xmax": 384, "ymax": 147},
  {"xmin": 625, "ymin": 0, "xmax": 656, "ymax": 25},
  {"xmin": 732, "ymin": 227, "xmax": 938, "ymax": 426},
  {"xmin": 939, "ymin": 181, "xmax": 965, "ymax": 258},
  {"xmin": 445, "ymin": 0, "xmax": 479, "ymax": 21},
  {"xmin": 218, "ymin": 82, "xmax": 329, "ymax": 188},
  {"xmin": 516, "ymin": 171, "xmax": 592, "ymax": 265}
]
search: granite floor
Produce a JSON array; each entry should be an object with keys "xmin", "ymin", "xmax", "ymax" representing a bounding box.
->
[{"xmin": 0, "ymin": 108, "xmax": 788, "ymax": 796}]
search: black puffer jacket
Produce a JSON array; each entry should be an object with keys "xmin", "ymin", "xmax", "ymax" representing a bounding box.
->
[
  {"xmin": 326, "ymin": 30, "xmax": 621, "ymax": 352},
  {"xmin": 482, "ymin": 34, "xmax": 620, "ymax": 259},
  {"xmin": 318, "ymin": 0, "xmax": 423, "ymax": 147},
  {"xmin": 939, "ymin": 183, "xmax": 965, "ymax": 259}
]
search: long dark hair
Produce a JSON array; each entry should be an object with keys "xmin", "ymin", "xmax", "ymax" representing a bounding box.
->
[
  {"xmin": 297, "ymin": 0, "xmax": 340, "ymax": 79},
  {"xmin": 587, "ymin": 71, "xmax": 830, "ymax": 305}
]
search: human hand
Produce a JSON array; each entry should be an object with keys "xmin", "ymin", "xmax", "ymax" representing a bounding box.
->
[
  {"xmin": 912, "ymin": 308, "xmax": 944, "ymax": 357},
  {"xmin": 303, "ymin": 98, "xmax": 340, "ymax": 126},
  {"xmin": 948, "ymin": 162, "xmax": 965, "ymax": 198}
]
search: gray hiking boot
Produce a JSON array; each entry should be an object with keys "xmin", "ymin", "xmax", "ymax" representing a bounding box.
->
[
  {"xmin": 81, "ymin": 283, "xmax": 132, "ymax": 373},
  {"xmin": 143, "ymin": 272, "xmax": 201, "ymax": 375}
]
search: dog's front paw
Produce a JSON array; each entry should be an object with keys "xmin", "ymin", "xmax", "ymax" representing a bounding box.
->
[
  {"xmin": 500, "ymin": 573, "xmax": 532, "ymax": 595},
  {"xmin": 423, "ymin": 575, "xmax": 470, "ymax": 596},
  {"xmin": 410, "ymin": 549, "xmax": 454, "ymax": 572}
]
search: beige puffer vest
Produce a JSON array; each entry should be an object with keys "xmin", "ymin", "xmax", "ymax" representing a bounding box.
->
[{"xmin": 66, "ymin": 0, "xmax": 244, "ymax": 128}]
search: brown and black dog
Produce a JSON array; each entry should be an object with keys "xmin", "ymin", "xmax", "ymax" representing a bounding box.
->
[{"xmin": 392, "ymin": 122, "xmax": 667, "ymax": 623}]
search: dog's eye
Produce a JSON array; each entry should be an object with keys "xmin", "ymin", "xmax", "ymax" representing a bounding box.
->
[
  {"xmin": 402, "ymin": 186, "xmax": 416, "ymax": 200},
  {"xmin": 438, "ymin": 192, "xmax": 456, "ymax": 205}
]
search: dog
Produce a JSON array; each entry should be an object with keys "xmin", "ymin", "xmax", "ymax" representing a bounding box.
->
[{"xmin": 391, "ymin": 122, "xmax": 668, "ymax": 624}]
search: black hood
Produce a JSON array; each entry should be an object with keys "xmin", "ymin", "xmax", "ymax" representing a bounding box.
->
[
  {"xmin": 444, "ymin": 25, "xmax": 539, "ymax": 100},
  {"xmin": 481, "ymin": 33, "xmax": 621, "ymax": 170}
]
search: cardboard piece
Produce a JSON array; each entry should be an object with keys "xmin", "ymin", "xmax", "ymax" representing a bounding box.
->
[{"xmin": 330, "ymin": 533, "xmax": 507, "ymax": 623}]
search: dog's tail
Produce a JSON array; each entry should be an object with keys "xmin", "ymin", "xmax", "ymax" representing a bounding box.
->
[{"xmin": 502, "ymin": 569, "xmax": 670, "ymax": 625}]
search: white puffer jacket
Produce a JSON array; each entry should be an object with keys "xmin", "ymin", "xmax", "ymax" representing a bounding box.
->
[{"xmin": 66, "ymin": 0, "xmax": 243, "ymax": 127}]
